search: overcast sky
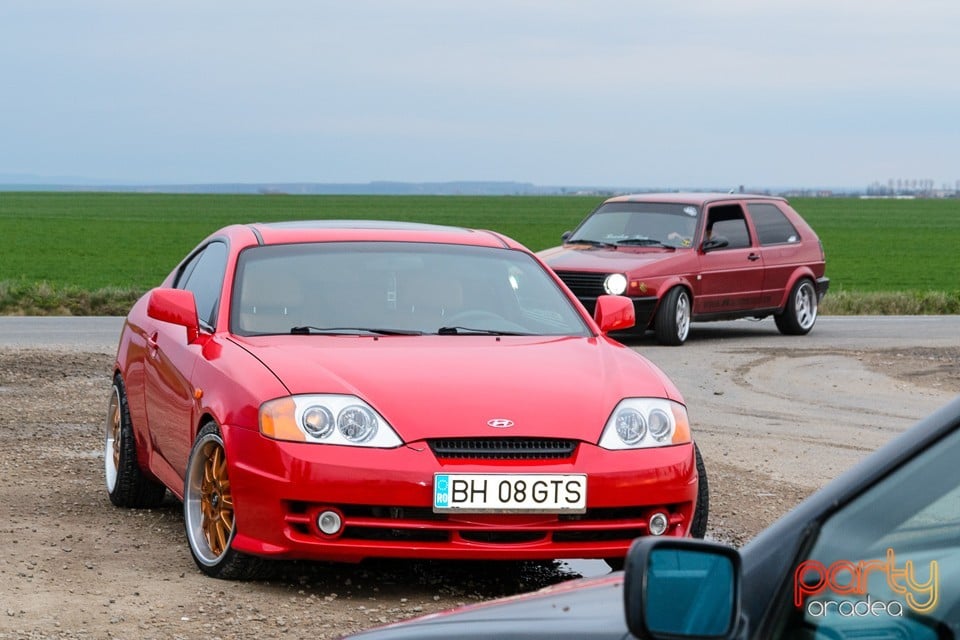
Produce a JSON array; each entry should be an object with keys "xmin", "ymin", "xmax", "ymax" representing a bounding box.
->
[{"xmin": 2, "ymin": 1, "xmax": 958, "ymax": 189}]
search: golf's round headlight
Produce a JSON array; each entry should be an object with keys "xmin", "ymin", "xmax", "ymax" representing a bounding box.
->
[
  {"xmin": 603, "ymin": 273, "xmax": 628, "ymax": 295},
  {"xmin": 302, "ymin": 405, "xmax": 335, "ymax": 439},
  {"xmin": 615, "ymin": 409, "xmax": 646, "ymax": 444},
  {"xmin": 598, "ymin": 399, "xmax": 691, "ymax": 449},
  {"xmin": 338, "ymin": 405, "xmax": 378, "ymax": 443}
]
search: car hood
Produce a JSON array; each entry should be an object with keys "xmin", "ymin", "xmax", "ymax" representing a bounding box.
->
[
  {"xmin": 539, "ymin": 244, "xmax": 689, "ymax": 272},
  {"xmin": 231, "ymin": 335, "xmax": 679, "ymax": 442},
  {"xmin": 346, "ymin": 573, "xmax": 628, "ymax": 639}
]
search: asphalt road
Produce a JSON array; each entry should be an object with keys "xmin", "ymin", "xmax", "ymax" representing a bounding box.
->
[{"xmin": 2, "ymin": 314, "xmax": 959, "ymax": 351}]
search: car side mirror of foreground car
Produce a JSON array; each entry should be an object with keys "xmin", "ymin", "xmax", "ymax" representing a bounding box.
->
[
  {"xmin": 146, "ymin": 288, "xmax": 201, "ymax": 343},
  {"xmin": 594, "ymin": 294, "xmax": 636, "ymax": 333},
  {"xmin": 624, "ymin": 537, "xmax": 743, "ymax": 640}
]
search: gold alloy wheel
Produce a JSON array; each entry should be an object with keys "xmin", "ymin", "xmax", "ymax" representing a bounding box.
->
[
  {"xmin": 110, "ymin": 392, "xmax": 121, "ymax": 471},
  {"xmin": 199, "ymin": 440, "xmax": 235, "ymax": 557}
]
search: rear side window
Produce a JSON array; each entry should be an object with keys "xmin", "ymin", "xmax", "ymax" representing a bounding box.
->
[{"xmin": 748, "ymin": 203, "xmax": 800, "ymax": 245}]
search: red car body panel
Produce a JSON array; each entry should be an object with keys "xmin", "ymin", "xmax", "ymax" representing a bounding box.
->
[{"xmin": 112, "ymin": 221, "xmax": 702, "ymax": 564}]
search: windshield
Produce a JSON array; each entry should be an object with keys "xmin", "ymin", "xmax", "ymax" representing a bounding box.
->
[
  {"xmin": 231, "ymin": 241, "xmax": 591, "ymax": 337},
  {"xmin": 569, "ymin": 202, "xmax": 701, "ymax": 248},
  {"xmin": 780, "ymin": 426, "xmax": 960, "ymax": 638}
]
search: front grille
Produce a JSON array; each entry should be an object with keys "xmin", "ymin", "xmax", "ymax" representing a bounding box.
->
[
  {"xmin": 428, "ymin": 438, "xmax": 577, "ymax": 460},
  {"xmin": 554, "ymin": 271, "xmax": 608, "ymax": 298}
]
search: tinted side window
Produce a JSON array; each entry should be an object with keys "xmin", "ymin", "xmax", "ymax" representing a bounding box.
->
[
  {"xmin": 177, "ymin": 241, "xmax": 228, "ymax": 329},
  {"xmin": 748, "ymin": 203, "xmax": 800, "ymax": 245},
  {"xmin": 705, "ymin": 204, "xmax": 751, "ymax": 250}
]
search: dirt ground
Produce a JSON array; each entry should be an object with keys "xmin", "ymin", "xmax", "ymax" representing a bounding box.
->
[{"xmin": 1, "ymin": 345, "xmax": 958, "ymax": 639}]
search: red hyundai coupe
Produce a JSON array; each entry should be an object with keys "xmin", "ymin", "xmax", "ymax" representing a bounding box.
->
[{"xmin": 104, "ymin": 220, "xmax": 707, "ymax": 579}]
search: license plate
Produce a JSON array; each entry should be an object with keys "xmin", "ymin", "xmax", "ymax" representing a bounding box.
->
[{"xmin": 433, "ymin": 473, "xmax": 587, "ymax": 513}]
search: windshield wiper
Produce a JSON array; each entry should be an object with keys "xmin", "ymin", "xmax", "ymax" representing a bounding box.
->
[
  {"xmin": 437, "ymin": 326, "xmax": 531, "ymax": 336},
  {"xmin": 565, "ymin": 238, "xmax": 618, "ymax": 249},
  {"xmin": 615, "ymin": 238, "xmax": 674, "ymax": 248},
  {"xmin": 290, "ymin": 326, "xmax": 423, "ymax": 336}
]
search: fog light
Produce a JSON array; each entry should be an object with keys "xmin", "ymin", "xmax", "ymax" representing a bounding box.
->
[
  {"xmin": 648, "ymin": 512, "xmax": 669, "ymax": 536},
  {"xmin": 317, "ymin": 510, "xmax": 343, "ymax": 535}
]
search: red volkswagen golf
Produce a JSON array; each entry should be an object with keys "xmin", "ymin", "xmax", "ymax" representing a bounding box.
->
[
  {"xmin": 105, "ymin": 220, "xmax": 707, "ymax": 579},
  {"xmin": 540, "ymin": 193, "xmax": 829, "ymax": 345}
]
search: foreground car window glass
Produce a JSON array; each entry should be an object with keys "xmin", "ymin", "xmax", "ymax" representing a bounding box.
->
[
  {"xmin": 782, "ymin": 427, "xmax": 960, "ymax": 638},
  {"xmin": 231, "ymin": 242, "xmax": 590, "ymax": 336},
  {"xmin": 570, "ymin": 202, "xmax": 700, "ymax": 248}
]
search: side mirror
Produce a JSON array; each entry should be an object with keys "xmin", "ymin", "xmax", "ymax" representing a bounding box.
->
[
  {"xmin": 147, "ymin": 288, "xmax": 200, "ymax": 343},
  {"xmin": 702, "ymin": 237, "xmax": 730, "ymax": 252},
  {"xmin": 624, "ymin": 537, "xmax": 741, "ymax": 639},
  {"xmin": 594, "ymin": 295, "xmax": 635, "ymax": 333}
]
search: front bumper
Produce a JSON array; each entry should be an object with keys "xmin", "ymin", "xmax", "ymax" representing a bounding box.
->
[{"xmin": 223, "ymin": 426, "xmax": 700, "ymax": 563}]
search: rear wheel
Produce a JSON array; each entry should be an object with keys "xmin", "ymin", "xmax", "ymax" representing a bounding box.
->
[
  {"xmin": 183, "ymin": 423, "xmax": 267, "ymax": 580},
  {"xmin": 105, "ymin": 375, "xmax": 166, "ymax": 508},
  {"xmin": 775, "ymin": 278, "xmax": 818, "ymax": 335},
  {"xmin": 654, "ymin": 287, "xmax": 691, "ymax": 345}
]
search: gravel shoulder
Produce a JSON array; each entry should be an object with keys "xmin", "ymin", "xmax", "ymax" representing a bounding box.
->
[{"xmin": 1, "ymin": 339, "xmax": 957, "ymax": 639}]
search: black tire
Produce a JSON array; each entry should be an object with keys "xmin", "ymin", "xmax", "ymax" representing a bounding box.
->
[
  {"xmin": 774, "ymin": 278, "xmax": 818, "ymax": 335},
  {"xmin": 690, "ymin": 443, "xmax": 709, "ymax": 539},
  {"xmin": 104, "ymin": 375, "xmax": 167, "ymax": 508},
  {"xmin": 654, "ymin": 287, "xmax": 691, "ymax": 346},
  {"xmin": 183, "ymin": 423, "xmax": 268, "ymax": 580}
]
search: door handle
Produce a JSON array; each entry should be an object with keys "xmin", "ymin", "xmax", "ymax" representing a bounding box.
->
[{"xmin": 747, "ymin": 253, "xmax": 761, "ymax": 262}]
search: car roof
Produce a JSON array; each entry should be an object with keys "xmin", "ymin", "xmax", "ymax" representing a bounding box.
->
[
  {"xmin": 235, "ymin": 220, "xmax": 521, "ymax": 250},
  {"xmin": 603, "ymin": 192, "xmax": 788, "ymax": 206}
]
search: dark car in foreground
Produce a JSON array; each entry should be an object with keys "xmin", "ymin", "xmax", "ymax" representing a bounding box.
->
[
  {"xmin": 346, "ymin": 394, "xmax": 960, "ymax": 639},
  {"xmin": 539, "ymin": 193, "xmax": 829, "ymax": 345}
]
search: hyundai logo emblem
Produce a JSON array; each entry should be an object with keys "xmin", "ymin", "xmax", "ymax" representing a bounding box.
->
[{"xmin": 487, "ymin": 419, "xmax": 514, "ymax": 429}]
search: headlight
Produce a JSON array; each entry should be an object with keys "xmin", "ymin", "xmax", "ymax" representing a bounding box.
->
[
  {"xmin": 260, "ymin": 395, "xmax": 402, "ymax": 448},
  {"xmin": 598, "ymin": 399, "xmax": 690, "ymax": 450},
  {"xmin": 603, "ymin": 273, "xmax": 628, "ymax": 295}
]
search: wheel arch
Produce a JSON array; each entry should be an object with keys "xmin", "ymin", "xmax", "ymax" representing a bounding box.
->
[
  {"xmin": 651, "ymin": 277, "xmax": 695, "ymax": 318},
  {"xmin": 776, "ymin": 267, "xmax": 817, "ymax": 311},
  {"xmin": 112, "ymin": 366, "xmax": 158, "ymax": 477}
]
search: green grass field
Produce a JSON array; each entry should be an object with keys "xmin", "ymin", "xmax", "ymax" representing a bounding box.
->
[{"xmin": 1, "ymin": 192, "xmax": 958, "ymax": 314}]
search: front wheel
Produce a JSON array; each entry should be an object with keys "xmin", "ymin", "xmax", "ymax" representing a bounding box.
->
[
  {"xmin": 690, "ymin": 443, "xmax": 709, "ymax": 539},
  {"xmin": 775, "ymin": 278, "xmax": 818, "ymax": 335},
  {"xmin": 183, "ymin": 423, "xmax": 266, "ymax": 580},
  {"xmin": 654, "ymin": 287, "xmax": 691, "ymax": 345}
]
